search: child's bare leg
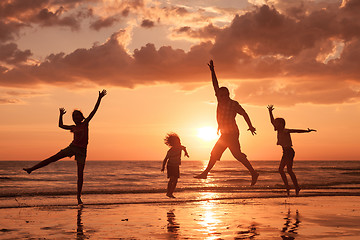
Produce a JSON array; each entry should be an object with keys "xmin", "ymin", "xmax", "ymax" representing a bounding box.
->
[
  {"xmin": 287, "ymin": 166, "xmax": 300, "ymax": 196},
  {"xmin": 77, "ymin": 162, "xmax": 85, "ymax": 205},
  {"xmin": 279, "ymin": 160, "xmax": 290, "ymax": 196},
  {"xmin": 167, "ymin": 178, "xmax": 177, "ymax": 198},
  {"xmin": 166, "ymin": 179, "xmax": 172, "ymax": 196},
  {"xmin": 23, "ymin": 152, "xmax": 66, "ymax": 174},
  {"xmin": 170, "ymin": 178, "xmax": 178, "ymax": 197}
]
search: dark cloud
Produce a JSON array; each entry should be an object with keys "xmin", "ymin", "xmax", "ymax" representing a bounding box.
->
[
  {"xmin": 90, "ymin": 16, "xmax": 119, "ymax": 31},
  {"xmin": 0, "ymin": 0, "xmax": 48, "ymax": 19},
  {"xmin": 121, "ymin": 8, "xmax": 130, "ymax": 17},
  {"xmin": 174, "ymin": 7, "xmax": 189, "ymax": 16},
  {"xmin": 173, "ymin": 23, "xmax": 221, "ymax": 39},
  {"xmin": 0, "ymin": 0, "xmax": 96, "ymax": 37},
  {"xmin": 140, "ymin": 19, "xmax": 155, "ymax": 28},
  {"xmin": 0, "ymin": 21, "xmax": 25, "ymax": 42},
  {"xmin": 0, "ymin": 43, "xmax": 32, "ymax": 64},
  {"xmin": 31, "ymin": 7, "xmax": 80, "ymax": 30}
]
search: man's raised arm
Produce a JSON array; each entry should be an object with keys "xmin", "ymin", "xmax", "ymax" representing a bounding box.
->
[{"xmin": 208, "ymin": 60, "xmax": 219, "ymax": 94}]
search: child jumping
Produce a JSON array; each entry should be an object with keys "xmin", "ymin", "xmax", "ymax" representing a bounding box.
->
[
  {"xmin": 161, "ymin": 133, "xmax": 189, "ymax": 198},
  {"xmin": 23, "ymin": 89, "xmax": 107, "ymax": 205},
  {"xmin": 267, "ymin": 105, "xmax": 316, "ymax": 196}
]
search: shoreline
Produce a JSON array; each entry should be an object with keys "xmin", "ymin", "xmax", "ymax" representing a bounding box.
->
[
  {"xmin": 2, "ymin": 189, "xmax": 360, "ymax": 208},
  {"xmin": 1, "ymin": 189, "xmax": 360, "ymax": 209}
]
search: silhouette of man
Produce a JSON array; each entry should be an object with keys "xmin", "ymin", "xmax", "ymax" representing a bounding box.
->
[{"xmin": 194, "ymin": 60, "xmax": 259, "ymax": 185}]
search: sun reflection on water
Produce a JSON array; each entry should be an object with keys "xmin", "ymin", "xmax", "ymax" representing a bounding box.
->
[{"xmin": 195, "ymin": 192, "xmax": 225, "ymax": 240}]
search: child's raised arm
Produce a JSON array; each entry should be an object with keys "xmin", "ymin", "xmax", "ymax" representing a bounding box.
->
[
  {"xmin": 58, "ymin": 108, "xmax": 73, "ymax": 130},
  {"xmin": 85, "ymin": 89, "xmax": 107, "ymax": 123},
  {"xmin": 267, "ymin": 105, "xmax": 276, "ymax": 129}
]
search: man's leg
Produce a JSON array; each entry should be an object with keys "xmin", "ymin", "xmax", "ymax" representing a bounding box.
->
[
  {"xmin": 228, "ymin": 138, "xmax": 259, "ymax": 185},
  {"xmin": 194, "ymin": 137, "xmax": 226, "ymax": 179}
]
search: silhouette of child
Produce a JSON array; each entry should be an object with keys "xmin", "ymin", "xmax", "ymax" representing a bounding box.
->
[
  {"xmin": 23, "ymin": 90, "xmax": 107, "ymax": 205},
  {"xmin": 267, "ymin": 105, "xmax": 316, "ymax": 196},
  {"xmin": 161, "ymin": 133, "xmax": 189, "ymax": 198}
]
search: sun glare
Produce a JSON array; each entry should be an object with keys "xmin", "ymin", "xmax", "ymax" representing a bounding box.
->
[{"xmin": 197, "ymin": 126, "xmax": 218, "ymax": 141}]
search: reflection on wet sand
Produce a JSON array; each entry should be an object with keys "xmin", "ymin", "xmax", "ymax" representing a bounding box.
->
[
  {"xmin": 77, "ymin": 206, "xmax": 86, "ymax": 240},
  {"xmin": 197, "ymin": 192, "xmax": 223, "ymax": 239},
  {"xmin": 236, "ymin": 223, "xmax": 258, "ymax": 239},
  {"xmin": 281, "ymin": 209, "xmax": 300, "ymax": 240},
  {"xmin": 167, "ymin": 209, "xmax": 180, "ymax": 239},
  {"xmin": 196, "ymin": 192, "xmax": 260, "ymax": 240}
]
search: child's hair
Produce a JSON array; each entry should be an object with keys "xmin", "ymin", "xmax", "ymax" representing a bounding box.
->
[
  {"xmin": 274, "ymin": 118, "xmax": 286, "ymax": 129},
  {"xmin": 72, "ymin": 110, "xmax": 85, "ymax": 121},
  {"xmin": 164, "ymin": 132, "xmax": 180, "ymax": 147}
]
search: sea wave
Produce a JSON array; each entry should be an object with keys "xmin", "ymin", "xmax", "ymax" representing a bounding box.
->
[
  {"xmin": 1, "ymin": 182, "xmax": 360, "ymax": 198},
  {"xmin": 1, "ymin": 191, "xmax": 360, "ymax": 209}
]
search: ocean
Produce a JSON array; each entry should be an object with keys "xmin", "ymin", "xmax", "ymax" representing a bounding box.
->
[{"xmin": 1, "ymin": 160, "xmax": 360, "ymax": 208}]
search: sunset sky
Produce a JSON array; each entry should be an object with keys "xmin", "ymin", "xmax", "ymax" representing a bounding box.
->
[{"xmin": 0, "ymin": 0, "xmax": 359, "ymax": 161}]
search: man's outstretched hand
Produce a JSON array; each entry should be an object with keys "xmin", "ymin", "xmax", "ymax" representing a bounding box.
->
[
  {"xmin": 208, "ymin": 60, "xmax": 214, "ymax": 71},
  {"xmin": 248, "ymin": 126, "xmax": 257, "ymax": 135}
]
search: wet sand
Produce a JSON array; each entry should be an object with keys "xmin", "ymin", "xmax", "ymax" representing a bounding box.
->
[{"xmin": 1, "ymin": 196, "xmax": 360, "ymax": 239}]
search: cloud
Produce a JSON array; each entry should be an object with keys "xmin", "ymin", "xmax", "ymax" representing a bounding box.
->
[
  {"xmin": 0, "ymin": 98, "xmax": 20, "ymax": 104},
  {"xmin": 0, "ymin": 0, "xmax": 96, "ymax": 35},
  {"xmin": 0, "ymin": 0, "xmax": 48, "ymax": 19},
  {"xmin": 172, "ymin": 23, "xmax": 221, "ymax": 40},
  {"xmin": 30, "ymin": 7, "xmax": 81, "ymax": 30},
  {"xmin": 140, "ymin": 19, "xmax": 155, "ymax": 28},
  {"xmin": 0, "ymin": 89, "xmax": 44, "ymax": 104},
  {"xmin": 234, "ymin": 79, "xmax": 360, "ymax": 106},
  {"xmin": 0, "ymin": 30, "xmax": 212, "ymax": 87},
  {"xmin": 90, "ymin": 16, "xmax": 119, "ymax": 31},
  {"xmin": 1, "ymin": 0, "xmax": 360, "ymax": 105},
  {"xmin": 0, "ymin": 43, "xmax": 32, "ymax": 65},
  {"xmin": 0, "ymin": 21, "xmax": 25, "ymax": 42}
]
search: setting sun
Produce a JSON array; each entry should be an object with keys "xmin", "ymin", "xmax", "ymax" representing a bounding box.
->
[{"xmin": 197, "ymin": 126, "xmax": 218, "ymax": 141}]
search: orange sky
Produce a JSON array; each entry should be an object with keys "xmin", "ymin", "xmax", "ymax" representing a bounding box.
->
[{"xmin": 0, "ymin": 0, "xmax": 359, "ymax": 160}]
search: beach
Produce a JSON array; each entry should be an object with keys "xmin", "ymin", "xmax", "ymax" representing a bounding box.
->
[
  {"xmin": 1, "ymin": 195, "xmax": 360, "ymax": 239},
  {"xmin": 2, "ymin": 160, "xmax": 360, "ymax": 239}
]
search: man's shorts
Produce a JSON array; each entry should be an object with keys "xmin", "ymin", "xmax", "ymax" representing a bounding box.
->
[
  {"xmin": 58, "ymin": 145, "xmax": 87, "ymax": 165},
  {"xmin": 167, "ymin": 165, "xmax": 180, "ymax": 179},
  {"xmin": 211, "ymin": 133, "xmax": 246, "ymax": 161}
]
